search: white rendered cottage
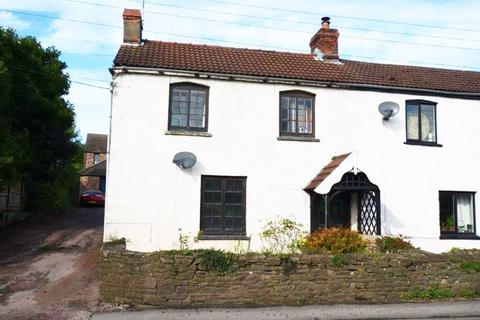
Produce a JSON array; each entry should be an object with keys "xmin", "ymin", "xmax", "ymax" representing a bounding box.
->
[{"xmin": 105, "ymin": 9, "xmax": 480, "ymax": 253}]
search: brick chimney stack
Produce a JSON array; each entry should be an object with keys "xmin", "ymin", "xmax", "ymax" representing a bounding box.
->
[
  {"xmin": 309, "ymin": 17, "xmax": 339, "ymax": 62},
  {"xmin": 123, "ymin": 9, "xmax": 142, "ymax": 45}
]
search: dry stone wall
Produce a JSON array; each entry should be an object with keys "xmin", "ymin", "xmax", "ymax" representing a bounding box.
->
[{"xmin": 99, "ymin": 248, "xmax": 480, "ymax": 307}]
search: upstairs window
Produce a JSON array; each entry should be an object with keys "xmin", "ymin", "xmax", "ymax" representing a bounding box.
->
[
  {"xmin": 406, "ymin": 100, "xmax": 437, "ymax": 144},
  {"xmin": 169, "ymin": 83, "xmax": 209, "ymax": 131},
  {"xmin": 93, "ymin": 153, "xmax": 100, "ymax": 164},
  {"xmin": 280, "ymin": 91, "xmax": 315, "ymax": 136},
  {"xmin": 439, "ymin": 191, "xmax": 477, "ymax": 239}
]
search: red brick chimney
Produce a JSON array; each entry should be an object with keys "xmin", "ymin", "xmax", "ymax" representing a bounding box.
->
[
  {"xmin": 123, "ymin": 9, "xmax": 142, "ymax": 45},
  {"xmin": 309, "ymin": 17, "xmax": 339, "ymax": 62}
]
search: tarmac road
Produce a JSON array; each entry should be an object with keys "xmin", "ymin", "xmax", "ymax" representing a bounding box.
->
[{"xmin": 91, "ymin": 300, "xmax": 480, "ymax": 320}]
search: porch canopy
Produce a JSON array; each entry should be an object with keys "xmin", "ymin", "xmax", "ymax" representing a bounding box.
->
[
  {"xmin": 304, "ymin": 152, "xmax": 381, "ymax": 235},
  {"xmin": 304, "ymin": 152, "xmax": 356, "ymax": 195}
]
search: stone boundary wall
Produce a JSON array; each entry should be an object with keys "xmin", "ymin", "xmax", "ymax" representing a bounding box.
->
[{"xmin": 100, "ymin": 248, "xmax": 480, "ymax": 307}]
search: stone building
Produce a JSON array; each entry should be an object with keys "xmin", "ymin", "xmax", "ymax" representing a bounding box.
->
[{"xmin": 79, "ymin": 133, "xmax": 108, "ymax": 193}]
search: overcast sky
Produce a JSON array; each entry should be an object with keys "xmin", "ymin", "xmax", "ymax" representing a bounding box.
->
[{"xmin": 1, "ymin": 0, "xmax": 480, "ymax": 141}]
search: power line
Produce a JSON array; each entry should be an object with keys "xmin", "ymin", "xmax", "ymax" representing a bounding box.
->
[
  {"xmin": 5, "ymin": 8, "xmax": 480, "ymax": 52},
  {"xmin": 71, "ymin": 75, "xmax": 110, "ymax": 83},
  {"xmin": 45, "ymin": 3, "xmax": 480, "ymax": 52},
  {"xmin": 6, "ymin": 64, "xmax": 110, "ymax": 90},
  {"xmin": 192, "ymin": 0, "xmax": 480, "ymax": 33},
  {"xmin": 4, "ymin": 9, "xmax": 480, "ymax": 71},
  {"xmin": 0, "ymin": 9, "xmax": 306, "ymax": 52},
  {"xmin": 341, "ymin": 54, "xmax": 480, "ymax": 71},
  {"xmin": 61, "ymin": 52, "xmax": 114, "ymax": 57},
  {"xmin": 62, "ymin": 50, "xmax": 480, "ymax": 71},
  {"xmin": 122, "ymin": 0, "xmax": 480, "ymax": 43},
  {"xmin": 70, "ymin": 80, "xmax": 109, "ymax": 90}
]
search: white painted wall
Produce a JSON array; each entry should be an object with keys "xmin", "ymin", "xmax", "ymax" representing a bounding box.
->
[{"xmin": 104, "ymin": 71, "xmax": 480, "ymax": 253}]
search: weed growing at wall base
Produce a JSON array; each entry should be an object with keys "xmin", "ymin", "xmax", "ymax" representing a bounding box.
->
[
  {"xmin": 402, "ymin": 284, "xmax": 455, "ymax": 300},
  {"xmin": 279, "ymin": 254, "xmax": 297, "ymax": 276}
]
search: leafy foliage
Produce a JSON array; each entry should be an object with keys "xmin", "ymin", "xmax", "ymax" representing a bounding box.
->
[
  {"xmin": 403, "ymin": 284, "xmax": 455, "ymax": 300},
  {"xmin": 196, "ymin": 249, "xmax": 236, "ymax": 274},
  {"xmin": 0, "ymin": 28, "xmax": 82, "ymax": 213},
  {"xmin": 460, "ymin": 261, "xmax": 480, "ymax": 272},
  {"xmin": 300, "ymin": 228, "xmax": 368, "ymax": 254},
  {"xmin": 331, "ymin": 254, "xmax": 348, "ymax": 267},
  {"xmin": 260, "ymin": 217, "xmax": 305, "ymax": 254},
  {"xmin": 375, "ymin": 236, "xmax": 414, "ymax": 253},
  {"xmin": 279, "ymin": 254, "xmax": 297, "ymax": 276}
]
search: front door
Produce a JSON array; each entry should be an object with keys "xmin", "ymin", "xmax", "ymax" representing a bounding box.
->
[
  {"xmin": 328, "ymin": 192, "xmax": 351, "ymax": 228},
  {"xmin": 310, "ymin": 192, "xmax": 351, "ymax": 232}
]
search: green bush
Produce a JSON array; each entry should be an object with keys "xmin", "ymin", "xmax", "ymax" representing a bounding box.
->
[
  {"xmin": 196, "ymin": 249, "xmax": 235, "ymax": 274},
  {"xmin": 375, "ymin": 236, "xmax": 414, "ymax": 253},
  {"xmin": 300, "ymin": 228, "xmax": 368, "ymax": 254}
]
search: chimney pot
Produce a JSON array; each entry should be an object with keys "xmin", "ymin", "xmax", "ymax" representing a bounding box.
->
[
  {"xmin": 321, "ymin": 17, "xmax": 330, "ymax": 29},
  {"xmin": 123, "ymin": 8, "xmax": 142, "ymax": 45},
  {"xmin": 310, "ymin": 17, "xmax": 339, "ymax": 62}
]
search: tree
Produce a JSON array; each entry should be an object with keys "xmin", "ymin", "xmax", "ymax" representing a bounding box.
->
[{"xmin": 0, "ymin": 27, "xmax": 82, "ymax": 212}]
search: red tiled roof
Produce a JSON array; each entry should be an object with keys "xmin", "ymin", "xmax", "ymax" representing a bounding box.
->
[
  {"xmin": 85, "ymin": 133, "xmax": 108, "ymax": 153},
  {"xmin": 114, "ymin": 41, "xmax": 480, "ymax": 95},
  {"xmin": 304, "ymin": 153, "xmax": 351, "ymax": 192}
]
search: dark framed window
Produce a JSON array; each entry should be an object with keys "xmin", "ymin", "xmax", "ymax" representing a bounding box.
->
[
  {"xmin": 280, "ymin": 91, "xmax": 315, "ymax": 136},
  {"xmin": 168, "ymin": 83, "xmax": 209, "ymax": 131},
  {"xmin": 406, "ymin": 100, "xmax": 438, "ymax": 145},
  {"xmin": 93, "ymin": 153, "xmax": 100, "ymax": 164},
  {"xmin": 200, "ymin": 176, "xmax": 246, "ymax": 235},
  {"xmin": 439, "ymin": 191, "xmax": 477, "ymax": 239}
]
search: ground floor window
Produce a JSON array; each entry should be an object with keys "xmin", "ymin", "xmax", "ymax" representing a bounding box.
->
[
  {"xmin": 200, "ymin": 176, "xmax": 246, "ymax": 235},
  {"xmin": 439, "ymin": 191, "xmax": 476, "ymax": 239}
]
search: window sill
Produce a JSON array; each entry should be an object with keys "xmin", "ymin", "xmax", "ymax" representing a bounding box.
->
[
  {"xmin": 440, "ymin": 233, "xmax": 480, "ymax": 240},
  {"xmin": 198, "ymin": 235, "xmax": 250, "ymax": 241},
  {"xmin": 404, "ymin": 141, "xmax": 442, "ymax": 147},
  {"xmin": 165, "ymin": 130, "xmax": 212, "ymax": 137},
  {"xmin": 277, "ymin": 136, "xmax": 320, "ymax": 143}
]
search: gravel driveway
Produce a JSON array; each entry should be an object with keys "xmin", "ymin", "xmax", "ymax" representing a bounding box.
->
[{"xmin": 0, "ymin": 207, "xmax": 105, "ymax": 320}]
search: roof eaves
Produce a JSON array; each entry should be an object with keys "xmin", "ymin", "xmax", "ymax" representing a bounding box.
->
[{"xmin": 111, "ymin": 66, "xmax": 480, "ymax": 100}]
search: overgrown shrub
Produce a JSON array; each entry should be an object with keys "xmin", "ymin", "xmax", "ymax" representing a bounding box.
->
[
  {"xmin": 260, "ymin": 217, "xmax": 305, "ymax": 254},
  {"xmin": 196, "ymin": 249, "xmax": 235, "ymax": 274},
  {"xmin": 375, "ymin": 236, "xmax": 414, "ymax": 253},
  {"xmin": 300, "ymin": 228, "xmax": 368, "ymax": 254}
]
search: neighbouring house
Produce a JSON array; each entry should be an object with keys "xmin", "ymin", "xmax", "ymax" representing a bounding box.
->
[
  {"xmin": 79, "ymin": 133, "xmax": 108, "ymax": 194},
  {"xmin": 104, "ymin": 9, "xmax": 480, "ymax": 253}
]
